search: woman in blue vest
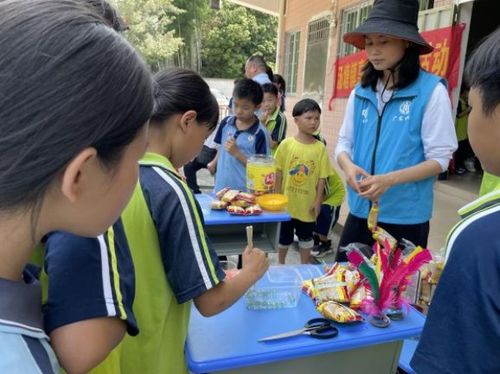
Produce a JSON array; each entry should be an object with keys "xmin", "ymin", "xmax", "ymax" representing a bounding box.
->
[{"xmin": 334, "ymin": 0, "xmax": 457, "ymax": 260}]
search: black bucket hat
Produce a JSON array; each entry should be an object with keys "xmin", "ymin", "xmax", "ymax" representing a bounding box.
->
[{"xmin": 343, "ymin": 0, "xmax": 433, "ymax": 55}]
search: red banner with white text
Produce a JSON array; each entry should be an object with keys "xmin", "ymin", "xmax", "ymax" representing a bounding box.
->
[{"xmin": 329, "ymin": 24, "xmax": 465, "ymax": 105}]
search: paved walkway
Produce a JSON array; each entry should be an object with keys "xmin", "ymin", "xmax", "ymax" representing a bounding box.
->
[{"xmin": 192, "ymin": 168, "xmax": 482, "ymax": 264}]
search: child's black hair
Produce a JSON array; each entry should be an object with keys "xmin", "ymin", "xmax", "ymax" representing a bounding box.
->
[
  {"xmin": 262, "ymin": 83, "xmax": 279, "ymax": 97},
  {"xmin": 233, "ymin": 78, "xmax": 264, "ymax": 106},
  {"xmin": 151, "ymin": 68, "xmax": 219, "ymax": 130},
  {"xmin": 273, "ymin": 74, "xmax": 286, "ymax": 92},
  {"xmin": 361, "ymin": 44, "xmax": 421, "ymax": 90},
  {"xmin": 266, "ymin": 65, "xmax": 274, "ymax": 83},
  {"xmin": 292, "ymin": 98, "xmax": 322, "ymax": 117},
  {"xmin": 465, "ymin": 27, "xmax": 500, "ymax": 116},
  {"xmin": 0, "ymin": 0, "xmax": 153, "ymax": 212}
]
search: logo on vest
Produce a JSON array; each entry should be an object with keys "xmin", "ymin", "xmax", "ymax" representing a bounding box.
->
[
  {"xmin": 392, "ymin": 100, "xmax": 411, "ymax": 122},
  {"xmin": 400, "ymin": 101, "xmax": 411, "ymax": 115},
  {"xmin": 361, "ymin": 108, "xmax": 369, "ymax": 124}
]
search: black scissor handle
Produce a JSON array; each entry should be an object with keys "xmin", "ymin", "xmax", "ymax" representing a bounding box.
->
[{"xmin": 305, "ymin": 318, "xmax": 339, "ymax": 339}]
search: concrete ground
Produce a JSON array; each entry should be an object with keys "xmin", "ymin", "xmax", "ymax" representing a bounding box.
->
[{"xmin": 190, "ymin": 168, "xmax": 482, "ymax": 264}]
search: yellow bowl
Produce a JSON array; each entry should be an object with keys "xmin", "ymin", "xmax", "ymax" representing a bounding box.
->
[{"xmin": 256, "ymin": 194, "xmax": 288, "ymax": 212}]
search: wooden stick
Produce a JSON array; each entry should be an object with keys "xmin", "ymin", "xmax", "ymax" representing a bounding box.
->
[{"xmin": 246, "ymin": 225, "xmax": 253, "ymax": 249}]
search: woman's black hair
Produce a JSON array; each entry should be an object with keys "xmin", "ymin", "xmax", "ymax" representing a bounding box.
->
[
  {"xmin": 465, "ymin": 27, "xmax": 500, "ymax": 116},
  {"xmin": 361, "ymin": 43, "xmax": 421, "ymax": 90},
  {"xmin": 0, "ymin": 0, "xmax": 153, "ymax": 212},
  {"xmin": 151, "ymin": 68, "xmax": 219, "ymax": 131},
  {"xmin": 262, "ymin": 83, "xmax": 279, "ymax": 97},
  {"xmin": 292, "ymin": 98, "xmax": 322, "ymax": 117},
  {"xmin": 273, "ymin": 74, "xmax": 286, "ymax": 92}
]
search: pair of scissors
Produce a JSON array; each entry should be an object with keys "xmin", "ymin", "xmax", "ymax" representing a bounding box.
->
[{"xmin": 258, "ymin": 318, "xmax": 339, "ymax": 342}]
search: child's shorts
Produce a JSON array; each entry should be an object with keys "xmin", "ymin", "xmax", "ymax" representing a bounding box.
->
[
  {"xmin": 279, "ymin": 218, "xmax": 315, "ymax": 248},
  {"xmin": 315, "ymin": 204, "xmax": 341, "ymax": 237}
]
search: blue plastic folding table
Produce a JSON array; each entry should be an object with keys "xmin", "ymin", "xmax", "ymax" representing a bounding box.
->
[
  {"xmin": 186, "ymin": 265, "xmax": 425, "ymax": 374},
  {"xmin": 195, "ymin": 193, "xmax": 291, "ymax": 256}
]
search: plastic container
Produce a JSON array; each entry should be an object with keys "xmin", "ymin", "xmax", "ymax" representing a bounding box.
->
[
  {"xmin": 246, "ymin": 155, "xmax": 276, "ymax": 194},
  {"xmin": 245, "ymin": 266, "xmax": 301, "ymax": 310}
]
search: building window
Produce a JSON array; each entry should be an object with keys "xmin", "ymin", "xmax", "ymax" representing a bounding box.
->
[
  {"xmin": 284, "ymin": 31, "xmax": 300, "ymax": 94},
  {"xmin": 304, "ymin": 17, "xmax": 330, "ymax": 95},
  {"xmin": 419, "ymin": 0, "xmax": 434, "ymax": 11},
  {"xmin": 340, "ymin": 2, "xmax": 372, "ymax": 56}
]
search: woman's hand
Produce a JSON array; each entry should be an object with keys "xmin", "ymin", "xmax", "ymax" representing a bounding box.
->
[
  {"xmin": 342, "ymin": 162, "xmax": 370, "ymax": 194},
  {"xmin": 358, "ymin": 174, "xmax": 395, "ymax": 201}
]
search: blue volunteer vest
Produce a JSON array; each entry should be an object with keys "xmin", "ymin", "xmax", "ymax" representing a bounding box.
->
[{"xmin": 349, "ymin": 70, "xmax": 445, "ymax": 224}]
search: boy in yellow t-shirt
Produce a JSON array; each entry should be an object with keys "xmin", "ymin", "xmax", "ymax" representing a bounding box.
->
[{"xmin": 275, "ymin": 99, "xmax": 331, "ymax": 264}]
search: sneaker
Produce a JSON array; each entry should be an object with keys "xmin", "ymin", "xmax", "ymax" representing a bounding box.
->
[
  {"xmin": 455, "ymin": 167, "xmax": 466, "ymax": 175},
  {"xmin": 311, "ymin": 240, "xmax": 333, "ymax": 258},
  {"xmin": 464, "ymin": 158, "xmax": 476, "ymax": 172}
]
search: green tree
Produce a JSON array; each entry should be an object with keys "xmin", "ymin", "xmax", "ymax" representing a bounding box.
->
[
  {"xmin": 170, "ymin": 0, "xmax": 211, "ymax": 71},
  {"xmin": 200, "ymin": 1, "xmax": 277, "ymax": 78},
  {"xmin": 112, "ymin": 0, "xmax": 183, "ymax": 71}
]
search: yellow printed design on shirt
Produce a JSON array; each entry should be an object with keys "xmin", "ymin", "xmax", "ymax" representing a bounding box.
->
[{"xmin": 288, "ymin": 158, "xmax": 317, "ymax": 187}]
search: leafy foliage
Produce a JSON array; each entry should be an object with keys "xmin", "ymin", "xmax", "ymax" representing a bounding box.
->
[
  {"xmin": 170, "ymin": 0, "xmax": 211, "ymax": 71},
  {"xmin": 200, "ymin": 1, "xmax": 277, "ymax": 78},
  {"xmin": 112, "ymin": 0, "xmax": 277, "ymax": 77},
  {"xmin": 113, "ymin": 0, "xmax": 183, "ymax": 70}
]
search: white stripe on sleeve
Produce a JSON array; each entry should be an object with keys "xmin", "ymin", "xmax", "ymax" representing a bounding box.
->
[
  {"xmin": 152, "ymin": 167, "xmax": 212, "ymax": 289},
  {"xmin": 97, "ymin": 235, "xmax": 116, "ymax": 316}
]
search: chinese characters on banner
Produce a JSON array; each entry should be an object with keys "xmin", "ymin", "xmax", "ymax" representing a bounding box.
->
[{"xmin": 330, "ymin": 24, "xmax": 465, "ymax": 102}]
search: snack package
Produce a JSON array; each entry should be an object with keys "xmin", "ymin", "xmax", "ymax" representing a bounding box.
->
[
  {"xmin": 317, "ymin": 301, "xmax": 363, "ymax": 323},
  {"xmin": 305, "ymin": 263, "xmax": 365, "ymax": 309},
  {"xmin": 236, "ymin": 191, "xmax": 256, "ymax": 204},
  {"xmin": 231, "ymin": 200, "xmax": 251, "ymax": 208},
  {"xmin": 245, "ymin": 204, "xmax": 262, "ymax": 215},
  {"xmin": 302, "ymin": 280, "xmax": 319, "ymax": 305},
  {"xmin": 372, "ymin": 226, "xmax": 397, "ymax": 250},
  {"xmin": 348, "ymin": 281, "xmax": 366, "ymax": 309},
  {"xmin": 227, "ymin": 205, "xmax": 246, "ymax": 215},
  {"xmin": 215, "ymin": 187, "xmax": 230, "ymax": 199},
  {"xmin": 313, "ymin": 276, "xmax": 349, "ymax": 304},
  {"xmin": 211, "ymin": 200, "xmax": 228, "ymax": 210},
  {"xmin": 221, "ymin": 189, "xmax": 240, "ymax": 202}
]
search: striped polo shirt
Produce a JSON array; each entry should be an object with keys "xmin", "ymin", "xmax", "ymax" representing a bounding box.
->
[
  {"xmin": 411, "ymin": 190, "xmax": 500, "ymax": 373},
  {"xmin": 41, "ymin": 220, "xmax": 138, "ymax": 337},
  {"xmin": 0, "ymin": 270, "xmax": 59, "ymax": 373},
  {"xmin": 91, "ymin": 152, "xmax": 225, "ymax": 374},
  {"xmin": 264, "ymin": 106, "xmax": 288, "ymax": 155}
]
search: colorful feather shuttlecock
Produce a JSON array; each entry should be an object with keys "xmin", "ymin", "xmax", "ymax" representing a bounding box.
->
[
  {"xmin": 377, "ymin": 246, "xmax": 432, "ymax": 314},
  {"xmin": 347, "ymin": 248, "xmax": 380, "ymax": 301},
  {"xmin": 348, "ymin": 239, "xmax": 432, "ymax": 318}
]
